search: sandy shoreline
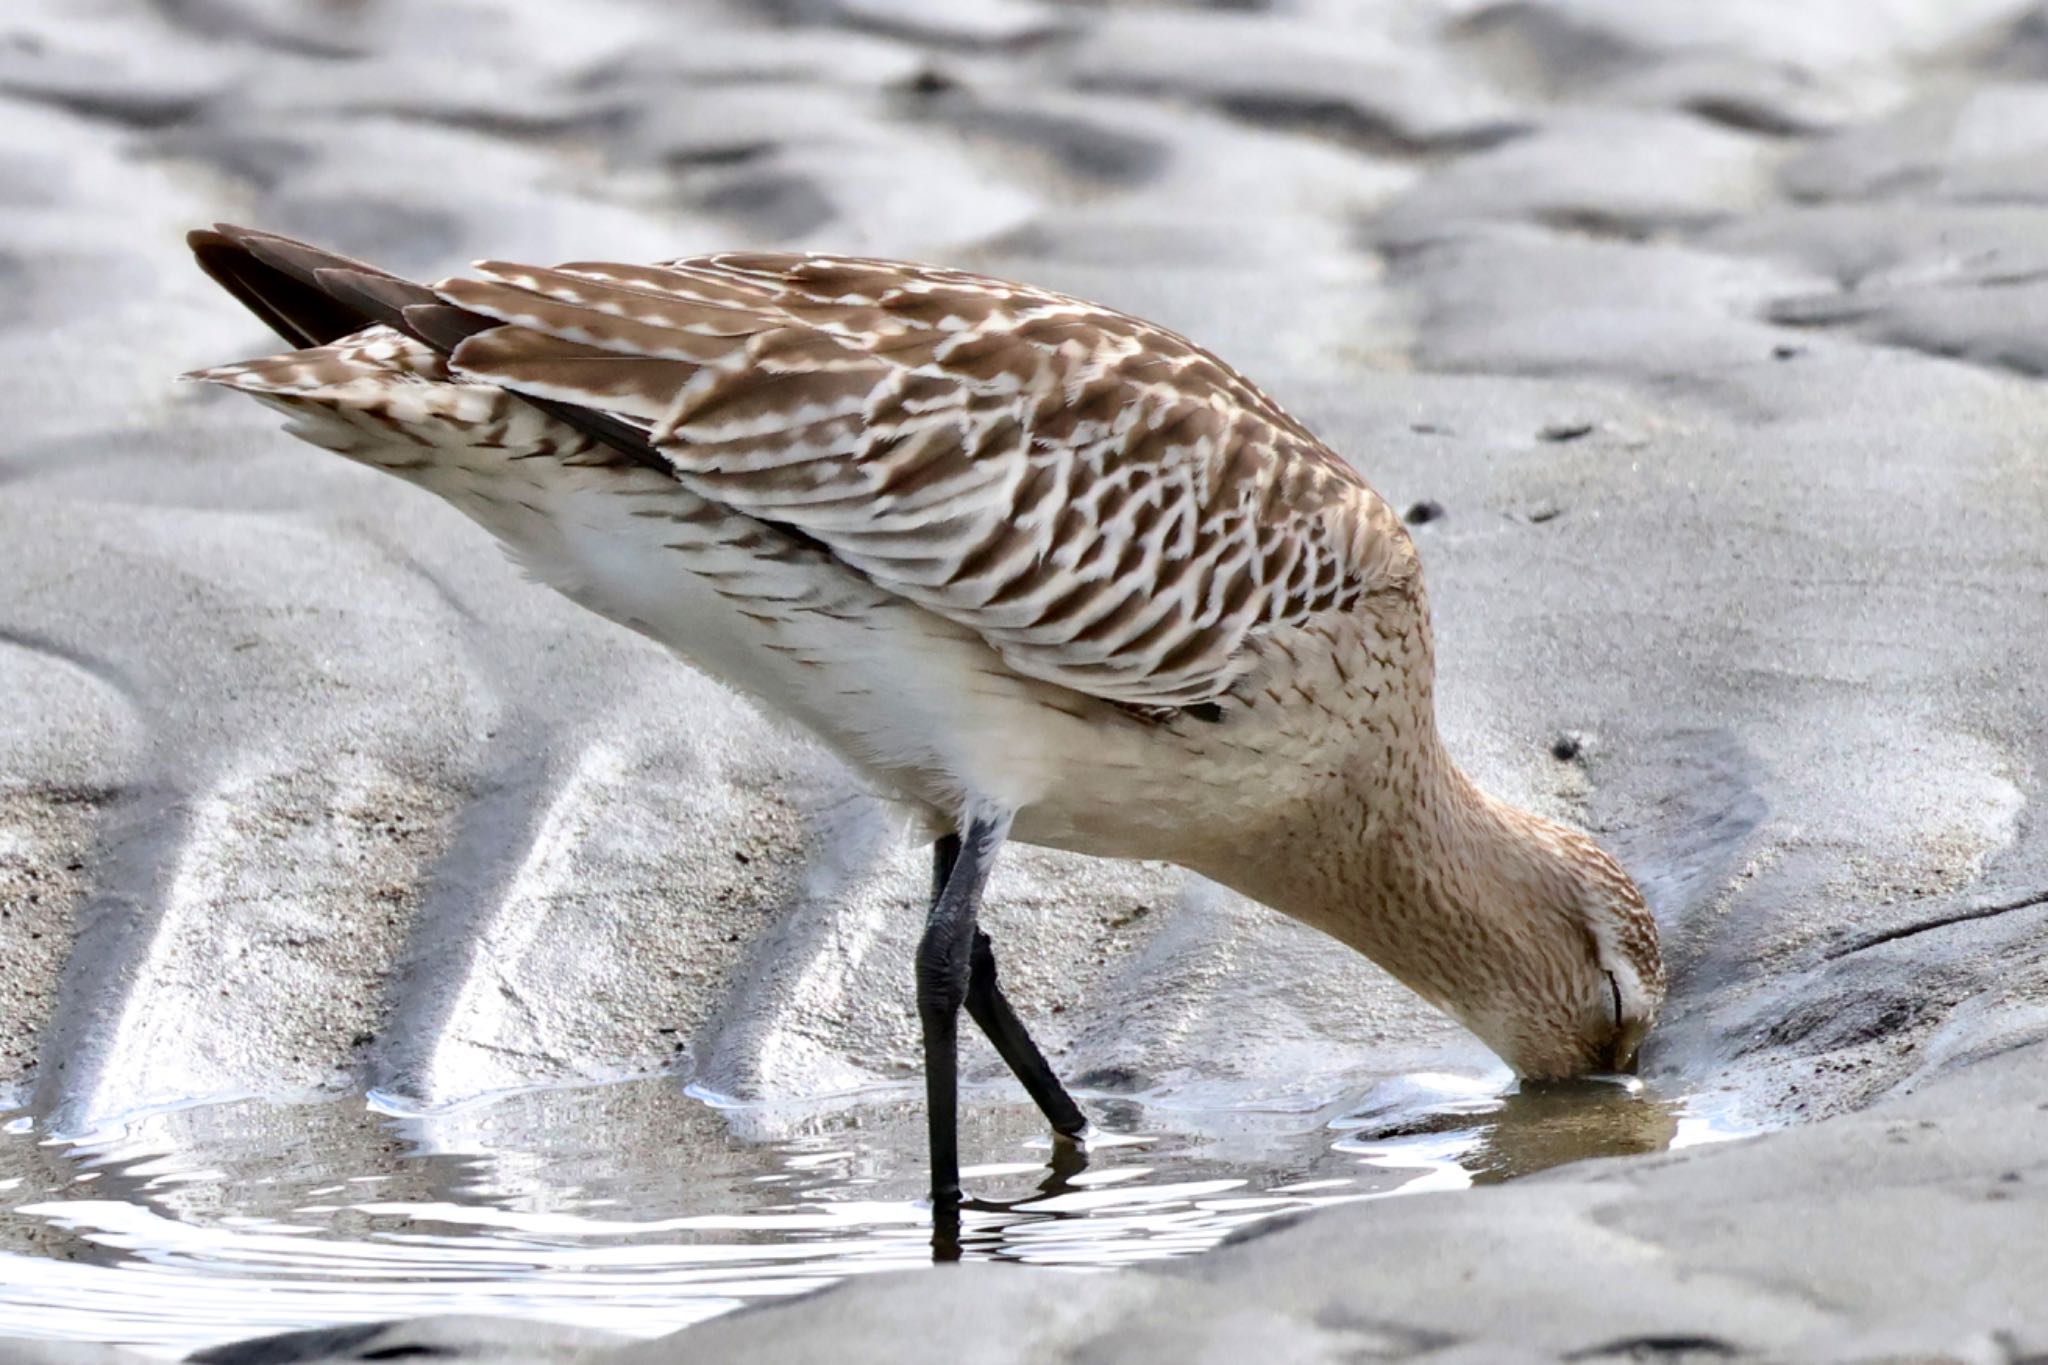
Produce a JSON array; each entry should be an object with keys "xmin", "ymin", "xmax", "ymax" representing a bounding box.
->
[{"xmin": 3, "ymin": 0, "xmax": 2047, "ymax": 1357}]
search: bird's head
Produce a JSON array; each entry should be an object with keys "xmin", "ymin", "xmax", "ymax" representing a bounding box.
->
[
  {"xmin": 1196, "ymin": 751, "xmax": 1668, "ymax": 1083},
  {"xmin": 1431, "ymin": 818, "xmax": 1666, "ymax": 1080}
]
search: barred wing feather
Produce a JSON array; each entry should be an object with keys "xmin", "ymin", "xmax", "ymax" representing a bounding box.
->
[{"xmin": 438, "ymin": 253, "xmax": 1420, "ymax": 709}]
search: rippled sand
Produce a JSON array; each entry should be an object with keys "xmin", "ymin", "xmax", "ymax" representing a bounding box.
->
[{"xmin": 4, "ymin": 0, "xmax": 2048, "ymax": 1355}]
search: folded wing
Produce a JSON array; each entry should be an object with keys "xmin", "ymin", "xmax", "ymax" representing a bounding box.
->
[{"xmin": 439, "ymin": 252, "xmax": 1420, "ymax": 709}]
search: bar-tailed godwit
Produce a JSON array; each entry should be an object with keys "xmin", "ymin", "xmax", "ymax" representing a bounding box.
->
[{"xmin": 182, "ymin": 225, "xmax": 1664, "ymax": 1228}]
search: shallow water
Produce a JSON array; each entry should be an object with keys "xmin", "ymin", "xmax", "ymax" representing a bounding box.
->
[{"xmin": 0, "ymin": 1073, "xmax": 1748, "ymax": 1355}]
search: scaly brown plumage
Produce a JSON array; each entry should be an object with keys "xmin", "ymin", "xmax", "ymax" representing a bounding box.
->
[{"xmin": 182, "ymin": 224, "xmax": 1665, "ymax": 1217}]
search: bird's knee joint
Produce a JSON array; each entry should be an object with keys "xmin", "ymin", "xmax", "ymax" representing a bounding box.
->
[
  {"xmin": 917, "ymin": 974, "xmax": 969, "ymax": 1018},
  {"xmin": 916, "ymin": 931, "xmax": 972, "ymax": 1014}
]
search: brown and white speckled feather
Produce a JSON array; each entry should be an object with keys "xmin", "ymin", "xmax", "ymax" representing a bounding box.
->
[
  {"xmin": 184, "ymin": 230, "xmax": 1664, "ymax": 1082},
  {"xmin": 435, "ymin": 254, "xmax": 1419, "ymax": 709}
]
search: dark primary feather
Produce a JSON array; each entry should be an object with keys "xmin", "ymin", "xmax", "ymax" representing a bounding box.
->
[
  {"xmin": 189, "ymin": 224, "xmax": 676, "ymax": 479},
  {"xmin": 188, "ymin": 229, "xmax": 370, "ymax": 349}
]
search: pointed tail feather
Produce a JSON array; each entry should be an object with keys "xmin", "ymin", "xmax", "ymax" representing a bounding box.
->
[
  {"xmin": 188, "ymin": 228, "xmax": 372, "ymax": 349},
  {"xmin": 185, "ymin": 224, "xmax": 674, "ymax": 476},
  {"xmin": 188, "ymin": 224, "xmax": 462, "ymax": 348}
]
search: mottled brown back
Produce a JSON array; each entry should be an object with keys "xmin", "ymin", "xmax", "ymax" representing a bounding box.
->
[{"xmin": 437, "ymin": 252, "xmax": 1420, "ymax": 709}]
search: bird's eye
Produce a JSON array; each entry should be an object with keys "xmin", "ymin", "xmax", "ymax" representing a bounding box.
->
[{"xmin": 1604, "ymin": 970, "xmax": 1624, "ymax": 1029}]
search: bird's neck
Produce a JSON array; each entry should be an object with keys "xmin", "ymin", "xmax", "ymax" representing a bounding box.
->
[{"xmin": 1197, "ymin": 727, "xmax": 1577, "ymax": 1030}]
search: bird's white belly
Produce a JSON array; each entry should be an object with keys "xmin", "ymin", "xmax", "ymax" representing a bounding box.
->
[
  {"xmin": 406, "ymin": 451, "xmax": 1196, "ymax": 844},
  {"xmin": 256, "ymin": 388, "xmax": 1332, "ymax": 864}
]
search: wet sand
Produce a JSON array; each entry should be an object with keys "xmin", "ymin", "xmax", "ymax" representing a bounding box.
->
[{"xmin": 3, "ymin": 0, "xmax": 2047, "ymax": 1357}]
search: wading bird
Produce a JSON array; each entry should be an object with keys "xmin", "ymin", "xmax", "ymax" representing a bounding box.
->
[{"xmin": 184, "ymin": 225, "xmax": 1664, "ymax": 1241}]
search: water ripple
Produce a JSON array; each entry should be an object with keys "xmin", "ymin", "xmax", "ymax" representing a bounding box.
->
[{"xmin": 0, "ymin": 1072, "xmax": 1752, "ymax": 1356}]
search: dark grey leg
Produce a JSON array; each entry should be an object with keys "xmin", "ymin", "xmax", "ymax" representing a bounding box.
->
[
  {"xmin": 931, "ymin": 831, "xmax": 959, "ymax": 901},
  {"xmin": 966, "ymin": 933, "xmax": 1087, "ymax": 1138},
  {"xmin": 919, "ymin": 817, "xmax": 1003, "ymax": 1218},
  {"xmin": 931, "ymin": 837, "xmax": 1087, "ymax": 1139}
]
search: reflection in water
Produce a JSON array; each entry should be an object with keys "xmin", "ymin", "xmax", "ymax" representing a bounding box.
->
[
  {"xmin": 1330, "ymin": 1072, "xmax": 1707, "ymax": 1187},
  {"xmin": 0, "ymin": 1073, "xmax": 1749, "ymax": 1356}
]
